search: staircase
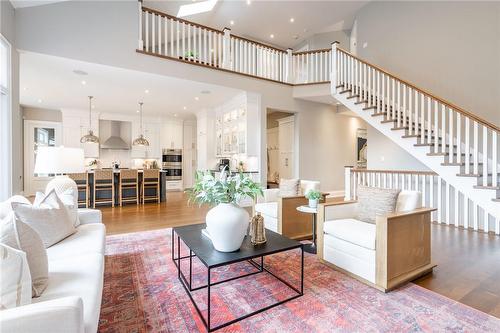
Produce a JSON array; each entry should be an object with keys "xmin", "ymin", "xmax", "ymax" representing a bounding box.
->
[{"xmin": 331, "ymin": 44, "xmax": 500, "ymax": 230}]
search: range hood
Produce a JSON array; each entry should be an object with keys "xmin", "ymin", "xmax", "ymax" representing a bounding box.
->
[{"xmin": 100, "ymin": 120, "xmax": 131, "ymax": 150}]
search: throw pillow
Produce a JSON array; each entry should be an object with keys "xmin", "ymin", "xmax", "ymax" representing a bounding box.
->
[
  {"xmin": 0, "ymin": 195, "xmax": 31, "ymax": 220},
  {"xmin": 0, "ymin": 213, "xmax": 48, "ymax": 297},
  {"xmin": 12, "ymin": 189, "xmax": 76, "ymax": 248},
  {"xmin": 36, "ymin": 187, "xmax": 79, "ymax": 227},
  {"xmin": 279, "ymin": 178, "xmax": 300, "ymax": 197},
  {"xmin": 356, "ymin": 185, "xmax": 401, "ymax": 224},
  {"xmin": 0, "ymin": 243, "xmax": 32, "ymax": 309}
]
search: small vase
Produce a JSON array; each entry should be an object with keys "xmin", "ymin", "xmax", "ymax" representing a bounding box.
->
[
  {"xmin": 308, "ymin": 199, "xmax": 318, "ymax": 209},
  {"xmin": 206, "ymin": 203, "xmax": 249, "ymax": 252}
]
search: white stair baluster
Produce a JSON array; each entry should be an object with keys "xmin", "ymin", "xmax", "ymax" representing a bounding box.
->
[
  {"xmin": 422, "ymin": 174, "xmax": 426, "ymax": 207},
  {"xmin": 473, "ymin": 202, "xmax": 478, "ymax": 230},
  {"xmin": 163, "ymin": 16, "xmax": 167, "ymax": 55},
  {"xmin": 448, "ymin": 108, "xmax": 453, "ymax": 163},
  {"xmin": 427, "ymin": 97, "xmax": 432, "ymax": 144},
  {"xmin": 454, "ymin": 187, "xmax": 459, "ymax": 227},
  {"xmin": 434, "ymin": 101, "xmax": 439, "ymax": 151},
  {"xmin": 465, "ymin": 117, "xmax": 470, "ymax": 174},
  {"xmin": 138, "ymin": 4, "xmax": 144, "ymax": 49},
  {"xmin": 441, "ymin": 105, "xmax": 446, "ymax": 155},
  {"xmin": 464, "ymin": 195, "xmax": 469, "ymax": 229},
  {"xmin": 483, "ymin": 127, "xmax": 488, "ymax": 186},
  {"xmin": 145, "ymin": 11, "xmax": 149, "ymax": 51},
  {"xmin": 152, "ymin": 13, "xmax": 155, "ymax": 53},
  {"xmin": 473, "ymin": 121, "xmax": 479, "ymax": 175},
  {"xmin": 493, "ymin": 131, "xmax": 498, "ymax": 188},
  {"xmin": 456, "ymin": 113, "xmax": 461, "ymax": 164},
  {"xmin": 158, "ymin": 14, "xmax": 161, "ymax": 54},
  {"xmin": 420, "ymin": 93, "xmax": 425, "ymax": 142},
  {"xmin": 408, "ymin": 88, "xmax": 413, "ymax": 134},
  {"xmin": 437, "ymin": 176, "xmax": 442, "ymax": 223},
  {"xmin": 429, "ymin": 174, "xmax": 435, "ymax": 220},
  {"xmin": 445, "ymin": 182, "xmax": 450, "ymax": 225}
]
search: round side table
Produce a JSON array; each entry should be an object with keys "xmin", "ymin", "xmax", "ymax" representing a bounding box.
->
[{"xmin": 296, "ymin": 205, "xmax": 318, "ymax": 254}]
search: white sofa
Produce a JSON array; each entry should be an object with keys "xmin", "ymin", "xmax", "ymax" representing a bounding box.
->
[
  {"xmin": 254, "ymin": 180, "xmax": 321, "ymax": 239},
  {"xmin": 317, "ymin": 190, "xmax": 436, "ymax": 292},
  {"xmin": 0, "ymin": 196, "xmax": 105, "ymax": 333}
]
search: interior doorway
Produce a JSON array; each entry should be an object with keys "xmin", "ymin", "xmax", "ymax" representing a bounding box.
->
[{"xmin": 266, "ymin": 110, "xmax": 295, "ymax": 189}]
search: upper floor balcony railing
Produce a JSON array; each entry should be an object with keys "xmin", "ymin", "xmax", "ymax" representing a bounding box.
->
[{"xmin": 137, "ymin": 3, "xmax": 333, "ymax": 85}]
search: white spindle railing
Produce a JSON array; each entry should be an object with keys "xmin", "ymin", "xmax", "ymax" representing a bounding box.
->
[
  {"xmin": 344, "ymin": 167, "xmax": 500, "ymax": 234},
  {"xmin": 334, "ymin": 48, "xmax": 500, "ymax": 205},
  {"xmin": 139, "ymin": 6, "xmax": 331, "ymax": 85}
]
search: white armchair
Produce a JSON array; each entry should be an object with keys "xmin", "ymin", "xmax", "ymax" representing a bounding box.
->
[
  {"xmin": 317, "ymin": 190, "xmax": 436, "ymax": 292},
  {"xmin": 254, "ymin": 180, "xmax": 323, "ymax": 240}
]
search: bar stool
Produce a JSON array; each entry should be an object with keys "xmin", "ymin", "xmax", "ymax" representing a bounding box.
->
[
  {"xmin": 93, "ymin": 170, "xmax": 114, "ymax": 208},
  {"xmin": 119, "ymin": 169, "xmax": 139, "ymax": 206},
  {"xmin": 141, "ymin": 169, "xmax": 160, "ymax": 204},
  {"xmin": 67, "ymin": 172, "xmax": 89, "ymax": 208}
]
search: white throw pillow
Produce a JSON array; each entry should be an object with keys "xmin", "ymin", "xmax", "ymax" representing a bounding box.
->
[
  {"xmin": 0, "ymin": 213, "xmax": 48, "ymax": 297},
  {"xmin": 12, "ymin": 189, "xmax": 76, "ymax": 248},
  {"xmin": 279, "ymin": 178, "xmax": 300, "ymax": 197},
  {"xmin": 0, "ymin": 195, "xmax": 31, "ymax": 220},
  {"xmin": 0, "ymin": 243, "xmax": 32, "ymax": 309},
  {"xmin": 36, "ymin": 187, "xmax": 79, "ymax": 227}
]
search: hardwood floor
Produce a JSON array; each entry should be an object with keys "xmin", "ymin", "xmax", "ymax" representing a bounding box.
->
[{"xmin": 100, "ymin": 192, "xmax": 500, "ymax": 318}]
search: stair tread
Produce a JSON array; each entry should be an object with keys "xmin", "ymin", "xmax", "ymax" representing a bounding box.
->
[{"xmin": 473, "ymin": 185, "xmax": 500, "ymax": 190}]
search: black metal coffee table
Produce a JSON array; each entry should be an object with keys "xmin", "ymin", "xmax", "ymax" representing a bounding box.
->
[{"xmin": 172, "ymin": 224, "xmax": 304, "ymax": 332}]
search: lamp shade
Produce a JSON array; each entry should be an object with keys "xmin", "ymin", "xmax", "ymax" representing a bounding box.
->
[{"xmin": 34, "ymin": 146, "xmax": 85, "ymax": 174}]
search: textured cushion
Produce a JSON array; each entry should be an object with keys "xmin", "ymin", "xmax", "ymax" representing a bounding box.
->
[
  {"xmin": 0, "ymin": 196, "xmax": 30, "ymax": 220},
  {"xmin": 356, "ymin": 185, "xmax": 401, "ymax": 224},
  {"xmin": 279, "ymin": 178, "xmax": 300, "ymax": 197},
  {"xmin": 254, "ymin": 202, "xmax": 278, "ymax": 219},
  {"xmin": 45, "ymin": 177, "xmax": 80, "ymax": 227},
  {"xmin": 33, "ymin": 253, "xmax": 104, "ymax": 333},
  {"xmin": 396, "ymin": 191, "xmax": 422, "ymax": 212},
  {"xmin": 0, "ymin": 243, "xmax": 32, "ymax": 309},
  {"xmin": 323, "ymin": 218, "xmax": 376, "ymax": 250},
  {"xmin": 0, "ymin": 213, "xmax": 48, "ymax": 297},
  {"xmin": 12, "ymin": 189, "xmax": 76, "ymax": 248},
  {"xmin": 47, "ymin": 223, "xmax": 106, "ymax": 261},
  {"xmin": 299, "ymin": 180, "xmax": 320, "ymax": 196}
]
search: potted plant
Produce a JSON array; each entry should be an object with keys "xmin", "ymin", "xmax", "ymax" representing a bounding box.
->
[
  {"xmin": 187, "ymin": 169, "xmax": 263, "ymax": 252},
  {"xmin": 305, "ymin": 190, "xmax": 321, "ymax": 209}
]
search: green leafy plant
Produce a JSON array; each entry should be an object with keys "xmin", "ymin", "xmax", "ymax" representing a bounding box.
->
[
  {"xmin": 187, "ymin": 169, "xmax": 263, "ymax": 206},
  {"xmin": 305, "ymin": 189, "xmax": 321, "ymax": 200}
]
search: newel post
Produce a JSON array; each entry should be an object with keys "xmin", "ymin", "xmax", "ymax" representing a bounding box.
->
[
  {"xmin": 344, "ymin": 165, "xmax": 354, "ymax": 201},
  {"xmin": 331, "ymin": 41, "xmax": 339, "ymax": 95},
  {"xmin": 138, "ymin": 0, "xmax": 144, "ymax": 50},
  {"xmin": 286, "ymin": 48, "xmax": 293, "ymax": 83},
  {"xmin": 222, "ymin": 28, "xmax": 231, "ymax": 70}
]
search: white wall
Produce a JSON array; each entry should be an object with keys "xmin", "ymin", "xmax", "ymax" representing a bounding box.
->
[
  {"xmin": 355, "ymin": 1, "xmax": 500, "ymax": 127},
  {"xmin": 22, "ymin": 106, "xmax": 62, "ymax": 122},
  {"xmin": 293, "ymin": 30, "xmax": 350, "ymax": 51},
  {"xmin": 367, "ymin": 125, "xmax": 430, "ymax": 171}
]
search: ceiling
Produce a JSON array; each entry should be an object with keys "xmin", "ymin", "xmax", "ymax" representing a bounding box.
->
[
  {"xmin": 9, "ymin": 0, "xmax": 69, "ymax": 8},
  {"xmin": 144, "ymin": 0, "xmax": 368, "ymax": 49},
  {"xmin": 20, "ymin": 52, "xmax": 242, "ymax": 118}
]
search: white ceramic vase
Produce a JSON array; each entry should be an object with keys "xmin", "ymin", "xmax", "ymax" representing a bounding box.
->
[
  {"xmin": 206, "ymin": 203, "xmax": 249, "ymax": 252},
  {"xmin": 308, "ymin": 199, "xmax": 318, "ymax": 209}
]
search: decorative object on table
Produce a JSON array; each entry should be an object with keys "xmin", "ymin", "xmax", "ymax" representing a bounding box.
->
[
  {"xmin": 356, "ymin": 128, "xmax": 367, "ymax": 169},
  {"xmin": 87, "ymin": 159, "xmax": 98, "ymax": 169},
  {"xmin": 112, "ymin": 161, "xmax": 120, "ymax": 170},
  {"xmin": 80, "ymin": 96, "xmax": 99, "ymax": 144},
  {"xmin": 187, "ymin": 168, "xmax": 263, "ymax": 252},
  {"xmin": 305, "ymin": 189, "xmax": 322, "ymax": 209},
  {"xmin": 132, "ymin": 101, "xmax": 149, "ymax": 146},
  {"xmin": 249, "ymin": 212, "xmax": 266, "ymax": 245},
  {"xmin": 237, "ymin": 160, "xmax": 245, "ymax": 172}
]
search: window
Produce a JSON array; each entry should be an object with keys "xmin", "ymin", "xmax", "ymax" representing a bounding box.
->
[{"xmin": 0, "ymin": 34, "xmax": 12, "ymax": 200}]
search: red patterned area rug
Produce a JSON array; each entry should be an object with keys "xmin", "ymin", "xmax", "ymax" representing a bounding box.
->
[{"xmin": 99, "ymin": 228, "xmax": 500, "ymax": 332}]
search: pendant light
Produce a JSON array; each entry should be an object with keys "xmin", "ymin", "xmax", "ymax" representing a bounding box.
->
[
  {"xmin": 80, "ymin": 96, "xmax": 99, "ymax": 144},
  {"xmin": 133, "ymin": 101, "xmax": 149, "ymax": 146}
]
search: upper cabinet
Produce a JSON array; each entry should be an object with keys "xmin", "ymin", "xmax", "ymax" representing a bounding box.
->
[
  {"xmin": 161, "ymin": 120, "xmax": 183, "ymax": 150},
  {"xmin": 61, "ymin": 112, "xmax": 99, "ymax": 158},
  {"xmin": 144, "ymin": 122, "xmax": 161, "ymax": 158}
]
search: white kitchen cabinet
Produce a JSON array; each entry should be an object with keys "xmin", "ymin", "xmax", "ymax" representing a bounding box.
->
[
  {"xmin": 278, "ymin": 116, "xmax": 295, "ymax": 179},
  {"xmin": 144, "ymin": 122, "xmax": 161, "ymax": 158},
  {"xmin": 62, "ymin": 113, "xmax": 99, "ymax": 158},
  {"xmin": 215, "ymin": 107, "xmax": 247, "ymax": 156},
  {"xmin": 161, "ymin": 120, "xmax": 183, "ymax": 150}
]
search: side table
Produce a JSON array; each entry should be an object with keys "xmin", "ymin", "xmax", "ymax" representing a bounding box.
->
[{"xmin": 296, "ymin": 205, "xmax": 318, "ymax": 254}]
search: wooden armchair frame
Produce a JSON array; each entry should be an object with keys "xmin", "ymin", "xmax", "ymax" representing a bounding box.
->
[{"xmin": 317, "ymin": 200, "xmax": 436, "ymax": 292}]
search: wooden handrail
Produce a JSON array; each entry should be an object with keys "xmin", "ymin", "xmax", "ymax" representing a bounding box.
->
[
  {"xmin": 337, "ymin": 48, "xmax": 500, "ymax": 132},
  {"xmin": 352, "ymin": 168, "xmax": 437, "ymax": 176},
  {"xmin": 293, "ymin": 48, "xmax": 330, "ymax": 56},
  {"xmin": 142, "ymin": 6, "xmax": 223, "ymax": 34},
  {"xmin": 229, "ymin": 34, "xmax": 287, "ymax": 53}
]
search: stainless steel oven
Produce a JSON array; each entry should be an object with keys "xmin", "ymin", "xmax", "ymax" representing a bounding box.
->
[{"xmin": 162, "ymin": 149, "xmax": 182, "ymax": 180}]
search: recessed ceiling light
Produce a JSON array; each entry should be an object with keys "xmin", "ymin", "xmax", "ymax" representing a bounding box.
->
[
  {"xmin": 91, "ymin": 105, "xmax": 96, "ymax": 109},
  {"xmin": 194, "ymin": 96, "xmax": 199, "ymax": 101},
  {"xmin": 144, "ymin": 89, "xmax": 149, "ymax": 94},
  {"xmin": 23, "ymin": 87, "xmax": 27, "ymax": 91},
  {"xmin": 174, "ymin": 113, "xmax": 178, "ymax": 117},
  {"xmin": 37, "ymin": 99, "xmax": 42, "ymax": 103},
  {"xmin": 246, "ymin": 0, "xmax": 251, "ymax": 4},
  {"xmin": 230, "ymin": 20, "xmax": 235, "ymax": 26},
  {"xmin": 136, "ymin": 110, "xmax": 140, "ymax": 113},
  {"xmin": 270, "ymin": 34, "xmax": 274, "ymax": 39},
  {"xmin": 81, "ymin": 80, "xmax": 86, "ymax": 85},
  {"xmin": 289, "ymin": 18, "xmax": 295, "ymax": 23},
  {"xmin": 183, "ymin": 106, "xmax": 187, "ymax": 110},
  {"xmin": 73, "ymin": 69, "xmax": 88, "ymax": 76}
]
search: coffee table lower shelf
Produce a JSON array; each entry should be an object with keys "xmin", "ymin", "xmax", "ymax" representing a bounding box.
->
[{"xmin": 172, "ymin": 229, "xmax": 304, "ymax": 332}]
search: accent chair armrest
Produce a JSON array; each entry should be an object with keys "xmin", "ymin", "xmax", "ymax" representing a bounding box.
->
[
  {"xmin": 77, "ymin": 208, "xmax": 102, "ymax": 225},
  {"xmin": 375, "ymin": 207, "xmax": 436, "ymax": 291},
  {"xmin": 257, "ymin": 188, "xmax": 280, "ymax": 203},
  {"xmin": 0, "ymin": 296, "xmax": 84, "ymax": 333}
]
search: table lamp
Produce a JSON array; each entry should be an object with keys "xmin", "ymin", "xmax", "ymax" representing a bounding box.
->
[{"xmin": 34, "ymin": 146, "xmax": 85, "ymax": 206}]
